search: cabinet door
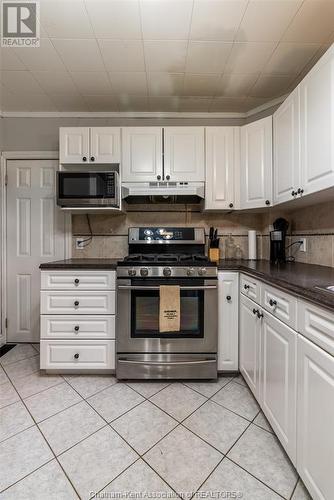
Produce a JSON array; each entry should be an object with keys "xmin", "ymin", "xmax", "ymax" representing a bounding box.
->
[
  {"xmin": 297, "ymin": 335, "xmax": 334, "ymax": 500},
  {"xmin": 164, "ymin": 127, "xmax": 205, "ymax": 182},
  {"xmin": 205, "ymin": 127, "xmax": 236, "ymax": 210},
  {"xmin": 300, "ymin": 45, "xmax": 334, "ymax": 196},
  {"xmin": 240, "ymin": 117, "xmax": 272, "ymax": 209},
  {"xmin": 273, "ymin": 89, "xmax": 301, "ymax": 205},
  {"xmin": 90, "ymin": 127, "xmax": 121, "ymax": 164},
  {"xmin": 262, "ymin": 313, "xmax": 297, "ymax": 464},
  {"xmin": 218, "ymin": 272, "xmax": 239, "ymax": 371},
  {"xmin": 59, "ymin": 127, "xmax": 89, "ymax": 164},
  {"xmin": 239, "ymin": 294, "xmax": 261, "ymax": 397},
  {"xmin": 122, "ymin": 127, "xmax": 163, "ymax": 182}
]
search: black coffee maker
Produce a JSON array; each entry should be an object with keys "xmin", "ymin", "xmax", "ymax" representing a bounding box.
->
[{"xmin": 270, "ymin": 218, "xmax": 289, "ymax": 264}]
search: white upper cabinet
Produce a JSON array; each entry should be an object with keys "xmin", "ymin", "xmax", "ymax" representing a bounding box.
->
[
  {"xmin": 60, "ymin": 127, "xmax": 120, "ymax": 164},
  {"xmin": 273, "ymin": 88, "xmax": 301, "ymax": 205},
  {"xmin": 300, "ymin": 45, "xmax": 334, "ymax": 196},
  {"xmin": 240, "ymin": 116, "xmax": 273, "ymax": 209},
  {"xmin": 121, "ymin": 127, "xmax": 163, "ymax": 182},
  {"xmin": 90, "ymin": 128, "xmax": 121, "ymax": 164},
  {"xmin": 60, "ymin": 127, "xmax": 89, "ymax": 164},
  {"xmin": 205, "ymin": 127, "xmax": 237, "ymax": 210},
  {"xmin": 164, "ymin": 127, "xmax": 205, "ymax": 182}
]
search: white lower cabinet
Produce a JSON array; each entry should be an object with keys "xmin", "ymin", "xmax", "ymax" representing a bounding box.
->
[
  {"xmin": 218, "ymin": 272, "xmax": 239, "ymax": 371},
  {"xmin": 261, "ymin": 312, "xmax": 297, "ymax": 464},
  {"xmin": 239, "ymin": 294, "xmax": 261, "ymax": 398},
  {"xmin": 297, "ymin": 335, "xmax": 334, "ymax": 500},
  {"xmin": 40, "ymin": 270, "xmax": 116, "ymax": 372}
]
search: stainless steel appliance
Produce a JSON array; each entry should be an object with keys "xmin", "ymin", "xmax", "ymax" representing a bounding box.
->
[
  {"xmin": 57, "ymin": 171, "xmax": 120, "ymax": 208},
  {"xmin": 122, "ymin": 181, "xmax": 205, "ymax": 204},
  {"xmin": 116, "ymin": 227, "xmax": 218, "ymax": 380}
]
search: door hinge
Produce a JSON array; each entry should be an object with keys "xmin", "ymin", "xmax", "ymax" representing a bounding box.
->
[{"xmin": 5, "ymin": 318, "xmax": 8, "ymax": 329}]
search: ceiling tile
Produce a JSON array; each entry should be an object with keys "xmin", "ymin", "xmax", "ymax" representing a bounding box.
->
[
  {"xmin": 149, "ymin": 96, "xmax": 180, "ymax": 112},
  {"xmin": 52, "ymin": 39, "xmax": 105, "ymax": 72},
  {"xmin": 144, "ymin": 41, "xmax": 188, "ymax": 72},
  {"xmin": 148, "ymin": 73, "xmax": 184, "ymax": 96},
  {"xmin": 108, "ymin": 72, "xmax": 147, "ymax": 96},
  {"xmin": 83, "ymin": 95, "xmax": 119, "ymax": 112},
  {"xmin": 118, "ymin": 95, "xmax": 149, "ymax": 111},
  {"xmin": 283, "ymin": 1, "xmax": 334, "ymax": 43},
  {"xmin": 98, "ymin": 40, "xmax": 145, "ymax": 72},
  {"xmin": 14, "ymin": 39, "xmax": 66, "ymax": 71},
  {"xmin": 183, "ymin": 74, "xmax": 221, "ymax": 96},
  {"xmin": 186, "ymin": 42, "xmax": 232, "ymax": 74},
  {"xmin": 84, "ymin": 0, "xmax": 142, "ymax": 39},
  {"xmin": 33, "ymin": 71, "xmax": 79, "ymax": 94},
  {"xmin": 190, "ymin": 0, "xmax": 248, "ymax": 41},
  {"xmin": 1, "ymin": 71, "xmax": 44, "ymax": 94},
  {"xmin": 40, "ymin": 0, "xmax": 94, "ymax": 38},
  {"xmin": 1, "ymin": 89, "xmax": 57, "ymax": 111},
  {"xmin": 210, "ymin": 96, "xmax": 248, "ymax": 112},
  {"xmin": 264, "ymin": 42, "xmax": 321, "ymax": 75},
  {"xmin": 23, "ymin": 94, "xmax": 58, "ymax": 111},
  {"xmin": 140, "ymin": 0, "xmax": 193, "ymax": 39},
  {"xmin": 250, "ymin": 74, "xmax": 295, "ymax": 98},
  {"xmin": 217, "ymin": 73, "xmax": 260, "ymax": 97},
  {"xmin": 50, "ymin": 94, "xmax": 89, "ymax": 111},
  {"xmin": 236, "ymin": 1, "xmax": 302, "ymax": 42},
  {"xmin": 70, "ymin": 72, "xmax": 113, "ymax": 95},
  {"xmin": 178, "ymin": 97, "xmax": 212, "ymax": 112},
  {"xmin": 225, "ymin": 42, "xmax": 277, "ymax": 73},
  {"xmin": 0, "ymin": 48, "xmax": 26, "ymax": 70}
]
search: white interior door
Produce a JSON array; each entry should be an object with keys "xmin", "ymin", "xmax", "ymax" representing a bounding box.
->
[{"xmin": 6, "ymin": 159, "xmax": 66, "ymax": 343}]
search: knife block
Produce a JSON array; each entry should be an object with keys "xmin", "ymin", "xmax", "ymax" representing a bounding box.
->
[{"xmin": 209, "ymin": 248, "xmax": 220, "ymax": 262}]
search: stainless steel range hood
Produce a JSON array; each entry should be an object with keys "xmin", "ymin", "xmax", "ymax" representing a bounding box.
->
[{"xmin": 122, "ymin": 182, "xmax": 205, "ymax": 204}]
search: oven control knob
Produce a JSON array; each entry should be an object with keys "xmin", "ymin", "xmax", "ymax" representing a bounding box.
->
[
  {"xmin": 187, "ymin": 267, "xmax": 195, "ymax": 276},
  {"xmin": 198, "ymin": 267, "xmax": 207, "ymax": 276},
  {"xmin": 140, "ymin": 267, "xmax": 149, "ymax": 277},
  {"xmin": 128, "ymin": 268, "xmax": 136, "ymax": 277},
  {"xmin": 163, "ymin": 267, "xmax": 172, "ymax": 277}
]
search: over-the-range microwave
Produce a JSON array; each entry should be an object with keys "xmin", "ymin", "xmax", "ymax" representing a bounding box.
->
[{"xmin": 56, "ymin": 171, "xmax": 120, "ymax": 208}]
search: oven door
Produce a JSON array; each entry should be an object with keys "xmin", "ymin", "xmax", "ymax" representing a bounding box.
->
[
  {"xmin": 117, "ymin": 278, "xmax": 217, "ymax": 354},
  {"xmin": 57, "ymin": 171, "xmax": 118, "ymax": 207}
]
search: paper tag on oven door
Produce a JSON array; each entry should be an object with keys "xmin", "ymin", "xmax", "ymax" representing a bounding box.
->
[{"xmin": 159, "ymin": 285, "xmax": 180, "ymax": 333}]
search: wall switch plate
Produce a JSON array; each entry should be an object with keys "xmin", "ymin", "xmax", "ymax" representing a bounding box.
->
[
  {"xmin": 299, "ymin": 238, "xmax": 307, "ymax": 252},
  {"xmin": 75, "ymin": 237, "xmax": 85, "ymax": 250}
]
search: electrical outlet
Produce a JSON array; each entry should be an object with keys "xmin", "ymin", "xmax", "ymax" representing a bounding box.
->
[
  {"xmin": 299, "ymin": 238, "xmax": 307, "ymax": 252},
  {"xmin": 75, "ymin": 237, "xmax": 85, "ymax": 250}
]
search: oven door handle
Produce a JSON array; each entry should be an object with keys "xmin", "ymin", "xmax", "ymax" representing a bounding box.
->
[
  {"xmin": 117, "ymin": 285, "xmax": 217, "ymax": 291},
  {"xmin": 118, "ymin": 359, "xmax": 216, "ymax": 366}
]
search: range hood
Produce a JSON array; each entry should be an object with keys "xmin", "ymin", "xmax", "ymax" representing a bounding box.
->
[{"xmin": 122, "ymin": 182, "xmax": 205, "ymax": 204}]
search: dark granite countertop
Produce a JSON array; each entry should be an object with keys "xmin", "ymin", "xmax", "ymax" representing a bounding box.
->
[
  {"xmin": 218, "ymin": 259, "xmax": 334, "ymax": 311},
  {"xmin": 40, "ymin": 258, "xmax": 334, "ymax": 311},
  {"xmin": 40, "ymin": 259, "xmax": 119, "ymax": 270}
]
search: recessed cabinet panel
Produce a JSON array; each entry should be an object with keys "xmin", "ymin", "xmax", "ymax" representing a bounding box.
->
[
  {"xmin": 205, "ymin": 127, "xmax": 236, "ymax": 210},
  {"xmin": 90, "ymin": 127, "xmax": 121, "ymax": 163},
  {"xmin": 297, "ymin": 335, "xmax": 334, "ymax": 500},
  {"xmin": 273, "ymin": 89, "xmax": 301, "ymax": 205},
  {"xmin": 121, "ymin": 127, "xmax": 163, "ymax": 182},
  {"xmin": 239, "ymin": 294, "xmax": 261, "ymax": 397},
  {"xmin": 240, "ymin": 117, "xmax": 272, "ymax": 209},
  {"xmin": 218, "ymin": 272, "xmax": 239, "ymax": 371},
  {"xmin": 60, "ymin": 127, "xmax": 89, "ymax": 164},
  {"xmin": 164, "ymin": 127, "xmax": 205, "ymax": 182}
]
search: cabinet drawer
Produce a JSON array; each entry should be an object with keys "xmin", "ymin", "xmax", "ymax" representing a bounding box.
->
[
  {"xmin": 41, "ymin": 271, "xmax": 116, "ymax": 290},
  {"xmin": 40, "ymin": 291, "xmax": 115, "ymax": 315},
  {"xmin": 261, "ymin": 284, "xmax": 297, "ymax": 329},
  {"xmin": 41, "ymin": 315, "xmax": 115, "ymax": 339},
  {"xmin": 298, "ymin": 300, "xmax": 334, "ymax": 356},
  {"xmin": 240, "ymin": 274, "xmax": 261, "ymax": 303},
  {"xmin": 40, "ymin": 340, "xmax": 115, "ymax": 370}
]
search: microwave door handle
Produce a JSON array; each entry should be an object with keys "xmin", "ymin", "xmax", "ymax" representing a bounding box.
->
[{"xmin": 117, "ymin": 285, "xmax": 217, "ymax": 291}]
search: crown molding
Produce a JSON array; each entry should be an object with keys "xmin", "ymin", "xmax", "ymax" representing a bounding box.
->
[{"xmin": 0, "ymin": 95, "xmax": 287, "ymax": 119}]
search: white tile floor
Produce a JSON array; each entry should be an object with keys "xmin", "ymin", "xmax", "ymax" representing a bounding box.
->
[{"xmin": 0, "ymin": 344, "xmax": 312, "ymax": 500}]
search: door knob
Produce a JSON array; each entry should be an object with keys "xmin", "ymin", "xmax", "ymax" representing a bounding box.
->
[
  {"xmin": 253, "ymin": 308, "xmax": 258, "ymax": 315},
  {"xmin": 74, "ymin": 325, "xmax": 80, "ymax": 332},
  {"xmin": 265, "ymin": 200, "xmax": 270, "ymax": 205},
  {"xmin": 166, "ymin": 175, "xmax": 170, "ymax": 180},
  {"xmin": 74, "ymin": 301, "xmax": 79, "ymax": 307},
  {"xmin": 90, "ymin": 156, "xmax": 95, "ymax": 162},
  {"xmin": 74, "ymin": 353, "xmax": 80, "ymax": 359},
  {"xmin": 157, "ymin": 175, "xmax": 161, "ymax": 180},
  {"xmin": 244, "ymin": 284, "xmax": 250, "ymax": 290},
  {"xmin": 229, "ymin": 203, "xmax": 234, "ymax": 208},
  {"xmin": 269, "ymin": 299, "xmax": 277, "ymax": 307},
  {"xmin": 297, "ymin": 188, "xmax": 304, "ymax": 195},
  {"xmin": 82, "ymin": 157, "xmax": 87, "ymax": 162},
  {"xmin": 291, "ymin": 190, "xmax": 296, "ymax": 196},
  {"xmin": 226, "ymin": 295, "xmax": 231, "ymax": 301},
  {"xmin": 257, "ymin": 311, "xmax": 264, "ymax": 319},
  {"xmin": 74, "ymin": 278, "xmax": 80, "ymax": 285}
]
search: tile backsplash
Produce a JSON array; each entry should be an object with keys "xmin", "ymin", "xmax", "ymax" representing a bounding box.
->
[{"xmin": 71, "ymin": 200, "xmax": 334, "ymax": 268}]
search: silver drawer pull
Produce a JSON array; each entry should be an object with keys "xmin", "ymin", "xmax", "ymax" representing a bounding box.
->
[
  {"xmin": 118, "ymin": 359, "xmax": 216, "ymax": 366},
  {"xmin": 118, "ymin": 285, "xmax": 217, "ymax": 291}
]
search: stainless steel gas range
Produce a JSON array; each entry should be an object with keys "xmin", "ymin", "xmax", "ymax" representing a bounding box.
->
[{"xmin": 116, "ymin": 227, "xmax": 218, "ymax": 380}]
